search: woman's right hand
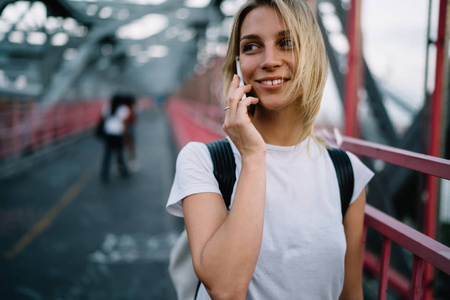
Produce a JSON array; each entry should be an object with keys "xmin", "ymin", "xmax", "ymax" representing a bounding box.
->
[{"xmin": 223, "ymin": 75, "xmax": 266, "ymax": 158}]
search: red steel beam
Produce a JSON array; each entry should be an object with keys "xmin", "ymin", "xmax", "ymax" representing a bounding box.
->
[
  {"xmin": 424, "ymin": 1, "xmax": 449, "ymax": 298},
  {"xmin": 344, "ymin": 0, "xmax": 362, "ymax": 138},
  {"xmin": 427, "ymin": 0, "xmax": 448, "ymax": 158}
]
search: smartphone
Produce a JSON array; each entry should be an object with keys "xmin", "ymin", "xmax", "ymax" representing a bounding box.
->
[{"xmin": 235, "ymin": 57, "xmax": 246, "ymax": 101}]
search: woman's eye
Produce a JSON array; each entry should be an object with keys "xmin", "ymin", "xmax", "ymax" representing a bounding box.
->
[
  {"xmin": 242, "ymin": 44, "xmax": 258, "ymax": 52},
  {"xmin": 281, "ymin": 39, "xmax": 294, "ymax": 47}
]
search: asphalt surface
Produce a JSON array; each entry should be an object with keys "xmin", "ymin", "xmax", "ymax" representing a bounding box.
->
[{"xmin": 0, "ymin": 109, "xmax": 184, "ymax": 300}]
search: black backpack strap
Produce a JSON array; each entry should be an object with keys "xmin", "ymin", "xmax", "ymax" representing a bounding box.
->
[
  {"xmin": 327, "ymin": 148, "xmax": 354, "ymax": 217},
  {"xmin": 206, "ymin": 138, "xmax": 236, "ymax": 210}
]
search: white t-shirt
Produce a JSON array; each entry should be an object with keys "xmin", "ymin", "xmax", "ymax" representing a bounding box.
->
[
  {"xmin": 166, "ymin": 137, "xmax": 374, "ymax": 299},
  {"xmin": 102, "ymin": 104, "xmax": 130, "ymax": 136}
]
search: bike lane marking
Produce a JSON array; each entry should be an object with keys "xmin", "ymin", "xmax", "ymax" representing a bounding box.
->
[{"xmin": 4, "ymin": 169, "xmax": 93, "ymax": 260}]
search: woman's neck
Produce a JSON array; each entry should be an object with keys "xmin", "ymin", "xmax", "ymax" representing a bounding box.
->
[{"xmin": 252, "ymin": 106, "xmax": 305, "ymax": 146}]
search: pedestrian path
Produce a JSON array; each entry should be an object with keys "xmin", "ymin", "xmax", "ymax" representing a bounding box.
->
[{"xmin": 0, "ymin": 109, "xmax": 183, "ymax": 300}]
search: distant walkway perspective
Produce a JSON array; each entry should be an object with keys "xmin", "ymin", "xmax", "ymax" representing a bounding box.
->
[{"xmin": 0, "ymin": 109, "xmax": 183, "ymax": 300}]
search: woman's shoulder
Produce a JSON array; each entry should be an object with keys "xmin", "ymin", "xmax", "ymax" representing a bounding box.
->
[
  {"xmin": 179, "ymin": 141, "xmax": 208, "ymax": 156},
  {"xmin": 176, "ymin": 141, "xmax": 212, "ymax": 169},
  {"xmin": 167, "ymin": 141, "xmax": 221, "ymax": 217}
]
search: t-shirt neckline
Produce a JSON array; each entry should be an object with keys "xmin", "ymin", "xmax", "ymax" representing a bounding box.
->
[{"xmin": 265, "ymin": 137, "xmax": 310, "ymax": 153}]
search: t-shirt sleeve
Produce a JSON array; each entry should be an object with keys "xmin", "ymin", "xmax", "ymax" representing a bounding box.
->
[
  {"xmin": 166, "ymin": 142, "xmax": 221, "ymax": 217},
  {"xmin": 347, "ymin": 151, "xmax": 374, "ymax": 205}
]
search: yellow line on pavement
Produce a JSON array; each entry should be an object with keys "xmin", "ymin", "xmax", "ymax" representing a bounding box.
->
[{"xmin": 4, "ymin": 170, "xmax": 93, "ymax": 260}]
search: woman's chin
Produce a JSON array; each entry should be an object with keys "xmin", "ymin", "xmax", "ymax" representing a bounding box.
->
[{"xmin": 256, "ymin": 96, "xmax": 296, "ymax": 112}]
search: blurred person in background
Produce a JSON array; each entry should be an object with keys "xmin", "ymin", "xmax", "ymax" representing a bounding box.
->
[{"xmin": 100, "ymin": 93, "xmax": 131, "ymax": 183}]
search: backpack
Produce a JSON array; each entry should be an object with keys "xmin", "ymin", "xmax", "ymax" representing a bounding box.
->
[{"xmin": 168, "ymin": 138, "xmax": 354, "ymax": 300}]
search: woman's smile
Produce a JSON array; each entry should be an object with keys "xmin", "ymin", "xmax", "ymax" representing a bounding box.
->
[{"xmin": 256, "ymin": 77, "xmax": 290, "ymax": 90}]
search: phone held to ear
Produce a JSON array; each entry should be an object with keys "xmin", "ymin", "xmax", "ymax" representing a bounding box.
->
[
  {"xmin": 235, "ymin": 57, "xmax": 247, "ymax": 101},
  {"xmin": 236, "ymin": 57, "xmax": 256, "ymax": 116}
]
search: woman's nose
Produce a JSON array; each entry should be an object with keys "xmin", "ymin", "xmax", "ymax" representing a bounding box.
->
[{"xmin": 260, "ymin": 47, "xmax": 281, "ymax": 70}]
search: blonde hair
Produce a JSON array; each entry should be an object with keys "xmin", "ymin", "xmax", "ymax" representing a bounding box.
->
[{"xmin": 222, "ymin": 0, "xmax": 328, "ymax": 143}]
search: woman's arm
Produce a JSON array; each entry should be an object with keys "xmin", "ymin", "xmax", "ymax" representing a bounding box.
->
[
  {"xmin": 339, "ymin": 189, "xmax": 366, "ymax": 300},
  {"xmin": 183, "ymin": 152, "xmax": 265, "ymax": 299},
  {"xmin": 183, "ymin": 75, "xmax": 266, "ymax": 300}
]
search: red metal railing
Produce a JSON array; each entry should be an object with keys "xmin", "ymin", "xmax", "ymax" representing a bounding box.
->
[
  {"xmin": 0, "ymin": 99, "xmax": 105, "ymax": 159},
  {"xmin": 166, "ymin": 98, "xmax": 224, "ymax": 149},
  {"xmin": 363, "ymin": 205, "xmax": 450, "ymax": 300},
  {"xmin": 331, "ymin": 136, "xmax": 450, "ymax": 181},
  {"xmin": 322, "ymin": 133, "xmax": 450, "ymax": 299},
  {"xmin": 0, "ymin": 97, "xmax": 154, "ymax": 161}
]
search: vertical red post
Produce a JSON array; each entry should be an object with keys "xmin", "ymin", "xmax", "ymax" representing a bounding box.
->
[
  {"xmin": 31, "ymin": 101, "xmax": 37, "ymax": 150},
  {"xmin": 12, "ymin": 100, "xmax": 20, "ymax": 156},
  {"xmin": 378, "ymin": 237, "xmax": 392, "ymax": 300},
  {"xmin": 410, "ymin": 255, "xmax": 425, "ymax": 300},
  {"xmin": 423, "ymin": 0, "xmax": 448, "ymax": 299},
  {"xmin": 344, "ymin": 0, "xmax": 362, "ymax": 137}
]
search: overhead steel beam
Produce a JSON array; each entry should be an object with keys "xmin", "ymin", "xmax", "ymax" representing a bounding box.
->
[
  {"xmin": 39, "ymin": 0, "xmax": 221, "ymax": 107},
  {"xmin": 38, "ymin": 3, "xmax": 168, "ymax": 107}
]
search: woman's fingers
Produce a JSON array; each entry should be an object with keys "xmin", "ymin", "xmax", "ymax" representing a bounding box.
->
[
  {"xmin": 237, "ymin": 84, "xmax": 253, "ymax": 100},
  {"xmin": 225, "ymin": 86, "xmax": 254, "ymax": 119},
  {"xmin": 236, "ymin": 96, "xmax": 258, "ymax": 122},
  {"xmin": 227, "ymin": 74, "xmax": 240, "ymax": 97},
  {"xmin": 224, "ymin": 96, "xmax": 258, "ymax": 131},
  {"xmin": 238, "ymin": 96, "xmax": 259, "ymax": 109},
  {"xmin": 223, "ymin": 79, "xmax": 264, "ymax": 154},
  {"xmin": 224, "ymin": 75, "xmax": 240, "ymax": 122},
  {"xmin": 225, "ymin": 75, "xmax": 239, "ymax": 109},
  {"xmin": 227, "ymin": 85, "xmax": 253, "ymax": 116},
  {"xmin": 223, "ymin": 75, "xmax": 258, "ymax": 138},
  {"xmin": 226, "ymin": 75, "xmax": 252, "ymax": 105}
]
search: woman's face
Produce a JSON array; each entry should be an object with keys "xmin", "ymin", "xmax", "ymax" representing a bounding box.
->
[{"xmin": 239, "ymin": 6, "xmax": 297, "ymax": 112}]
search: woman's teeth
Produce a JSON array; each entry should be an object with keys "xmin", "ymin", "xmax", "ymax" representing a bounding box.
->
[{"xmin": 261, "ymin": 79, "xmax": 284, "ymax": 85}]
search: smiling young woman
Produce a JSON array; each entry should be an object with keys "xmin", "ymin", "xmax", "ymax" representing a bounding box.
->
[
  {"xmin": 166, "ymin": 1, "xmax": 374, "ymax": 299},
  {"xmin": 223, "ymin": 0, "xmax": 328, "ymax": 145}
]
